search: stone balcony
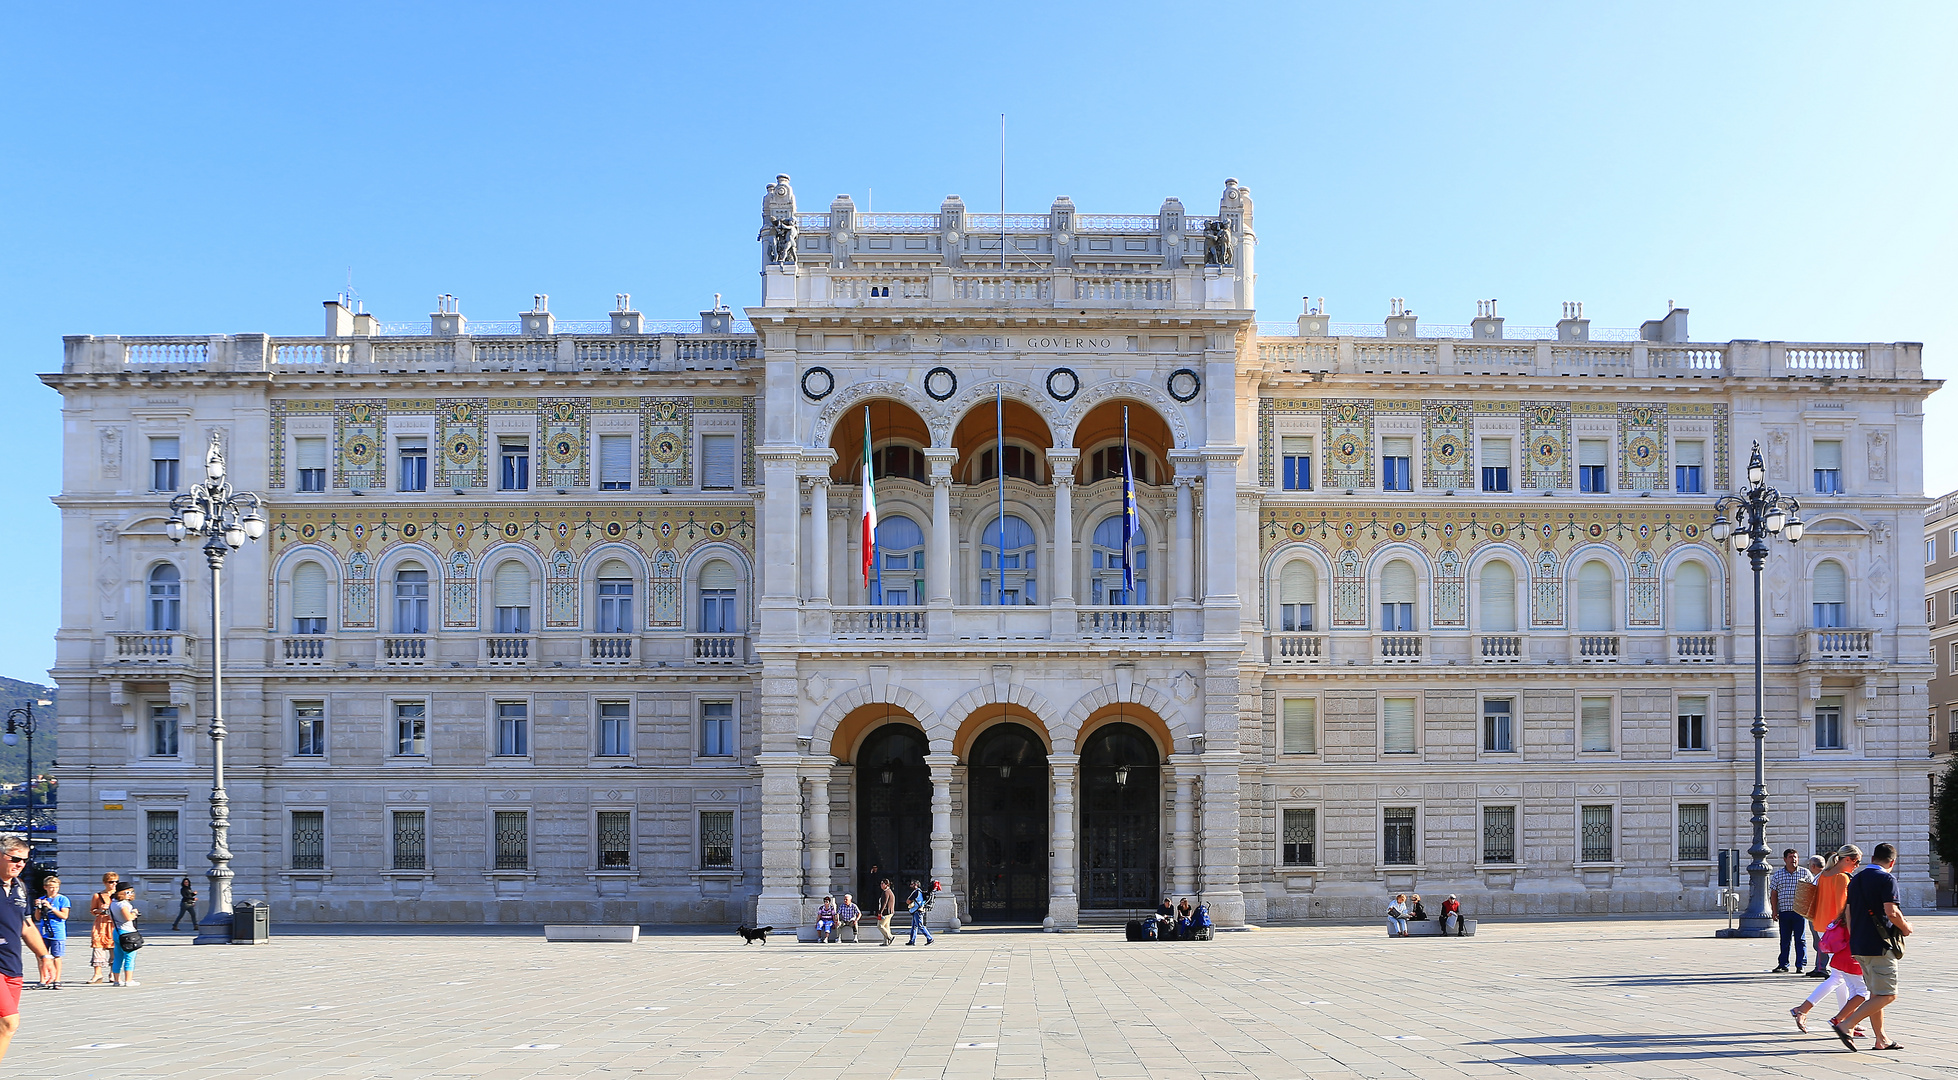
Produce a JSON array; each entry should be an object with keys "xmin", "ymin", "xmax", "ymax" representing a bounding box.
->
[
  {"xmin": 263, "ymin": 632, "xmax": 752, "ymax": 671},
  {"xmin": 103, "ymin": 632, "xmax": 195, "ymax": 672},
  {"xmin": 1256, "ymin": 335, "xmax": 1921, "ymax": 381}
]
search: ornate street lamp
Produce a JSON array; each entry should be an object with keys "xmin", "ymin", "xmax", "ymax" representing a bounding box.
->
[
  {"xmin": 5, "ymin": 698, "xmax": 51, "ymax": 841},
  {"xmin": 1710, "ymin": 442, "xmax": 1803, "ymax": 938},
  {"xmin": 164, "ymin": 434, "xmax": 266, "ymax": 943}
]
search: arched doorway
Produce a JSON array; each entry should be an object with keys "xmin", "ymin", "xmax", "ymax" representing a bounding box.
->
[
  {"xmin": 855, "ymin": 724, "xmax": 931, "ymax": 904},
  {"xmin": 1080, "ymin": 722, "xmax": 1161, "ymax": 910},
  {"xmin": 966, "ymin": 723, "xmax": 1050, "ymax": 922}
]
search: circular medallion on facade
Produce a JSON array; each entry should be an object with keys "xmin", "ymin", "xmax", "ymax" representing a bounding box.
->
[
  {"xmin": 1167, "ymin": 368, "xmax": 1201, "ymax": 402},
  {"xmin": 344, "ymin": 438, "xmax": 373, "ymax": 467},
  {"xmin": 1341, "ymin": 521, "xmax": 1357, "ymax": 540},
  {"xmin": 1628, "ymin": 436, "xmax": 1658, "ymax": 464},
  {"xmin": 1333, "ymin": 439, "xmax": 1360, "ymax": 465},
  {"xmin": 352, "ymin": 523, "xmax": 365, "ymax": 541},
  {"xmin": 549, "ymin": 433, "xmax": 581, "ymax": 465},
  {"xmin": 924, "ymin": 366, "xmax": 958, "ymax": 401},
  {"xmin": 1045, "ymin": 367, "xmax": 1080, "ymax": 401},
  {"xmin": 709, "ymin": 521, "xmax": 725, "ymax": 537},
  {"xmin": 1638, "ymin": 523, "xmax": 1651, "ymax": 540},
  {"xmin": 1588, "ymin": 523, "xmax": 1604, "ymax": 538},
  {"xmin": 447, "ymin": 435, "xmax": 476, "ymax": 465},
  {"xmin": 556, "ymin": 521, "xmax": 569, "ymax": 539},
  {"xmin": 402, "ymin": 523, "xmax": 417, "ymax": 538},
  {"xmin": 1391, "ymin": 521, "xmax": 1407, "ymax": 537},
  {"xmin": 1534, "ymin": 437, "xmax": 1560, "ymax": 464},
  {"xmin": 606, "ymin": 521, "xmax": 622, "ymax": 537},
  {"xmin": 504, "ymin": 522, "xmax": 520, "ymax": 538},
  {"xmin": 1291, "ymin": 521, "xmax": 1307, "ymax": 536},
  {"xmin": 455, "ymin": 522, "xmax": 467, "ymax": 541},
  {"xmin": 1489, "ymin": 522, "xmax": 1505, "ymax": 538},
  {"xmin": 651, "ymin": 434, "xmax": 681, "ymax": 464},
  {"xmin": 800, "ymin": 366, "xmax": 835, "ymax": 401},
  {"xmin": 1684, "ymin": 523, "xmax": 1700, "ymax": 538},
  {"xmin": 1433, "ymin": 440, "xmax": 1461, "ymax": 466},
  {"xmin": 1442, "ymin": 521, "xmax": 1455, "ymax": 540},
  {"xmin": 1541, "ymin": 523, "xmax": 1555, "ymax": 541},
  {"xmin": 299, "ymin": 523, "xmax": 315, "ymax": 539},
  {"xmin": 658, "ymin": 521, "xmax": 672, "ymax": 539}
]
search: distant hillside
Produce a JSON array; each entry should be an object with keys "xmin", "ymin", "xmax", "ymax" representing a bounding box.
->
[{"xmin": 0, "ymin": 677, "xmax": 56, "ymax": 786}]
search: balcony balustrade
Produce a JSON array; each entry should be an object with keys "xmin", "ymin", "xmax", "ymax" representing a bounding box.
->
[
  {"xmin": 481, "ymin": 635, "xmax": 535, "ymax": 666},
  {"xmin": 1805, "ymin": 629, "xmax": 1876, "ymax": 662},
  {"xmin": 832, "ymin": 607, "xmax": 927, "ymax": 639},
  {"xmin": 1671, "ymin": 634, "xmax": 1721, "ymax": 663},
  {"xmin": 1078, "ymin": 607, "xmax": 1173, "ymax": 640},
  {"xmin": 587, "ymin": 636, "xmax": 636, "ymax": 665},
  {"xmin": 1268, "ymin": 633, "xmax": 1324, "ymax": 664},
  {"xmin": 1574, "ymin": 635, "xmax": 1622, "ymax": 663},
  {"xmin": 689, "ymin": 634, "xmax": 746, "ymax": 665},
  {"xmin": 279, "ymin": 635, "xmax": 332, "ymax": 667},
  {"xmin": 378, "ymin": 636, "xmax": 431, "ymax": 667},
  {"xmin": 108, "ymin": 632, "xmax": 193, "ymax": 667},
  {"xmin": 1376, "ymin": 635, "xmax": 1424, "ymax": 663},
  {"xmin": 1478, "ymin": 635, "xmax": 1524, "ymax": 663}
]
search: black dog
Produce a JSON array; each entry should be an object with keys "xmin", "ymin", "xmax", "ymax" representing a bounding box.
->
[{"xmin": 737, "ymin": 924, "xmax": 774, "ymax": 945}]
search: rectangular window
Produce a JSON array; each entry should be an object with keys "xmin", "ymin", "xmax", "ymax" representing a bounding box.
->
[
  {"xmin": 1815, "ymin": 801, "xmax": 1847, "ymax": 853},
  {"xmin": 1382, "ymin": 806, "xmax": 1417, "ymax": 865},
  {"xmin": 1381, "ymin": 437, "xmax": 1412, "ymax": 491},
  {"xmin": 149, "ymin": 704, "xmax": 180, "ymax": 757},
  {"xmin": 1815, "ymin": 695, "xmax": 1845, "ymax": 750},
  {"xmin": 597, "ymin": 578, "xmax": 633, "ymax": 633},
  {"xmin": 1482, "ymin": 698, "xmax": 1514, "ymax": 752},
  {"xmin": 598, "ymin": 810, "xmax": 632, "ymax": 869},
  {"xmin": 149, "ymin": 436, "xmax": 182, "ymax": 492},
  {"xmin": 499, "ymin": 439, "xmax": 530, "ymax": 491},
  {"xmin": 1281, "ymin": 808, "xmax": 1316, "ymax": 866},
  {"xmin": 700, "ymin": 700, "xmax": 735, "ymax": 757},
  {"xmin": 1480, "ymin": 437, "xmax": 1511, "ymax": 492},
  {"xmin": 598, "ymin": 701, "xmax": 631, "ymax": 757},
  {"xmin": 391, "ymin": 810, "xmax": 427, "ymax": 870},
  {"xmin": 494, "ymin": 605, "xmax": 531, "ymax": 634},
  {"xmin": 145, "ymin": 810, "xmax": 180, "ymax": 870},
  {"xmin": 1281, "ymin": 698, "xmax": 1317, "ymax": 755},
  {"xmin": 699, "ymin": 810, "xmax": 734, "ymax": 868},
  {"xmin": 1674, "ymin": 440, "xmax": 1705, "ymax": 494},
  {"xmin": 294, "ymin": 700, "xmax": 325, "ymax": 757},
  {"xmin": 393, "ymin": 568, "xmax": 429, "ymax": 634},
  {"xmin": 493, "ymin": 811, "xmax": 529, "ymax": 870},
  {"xmin": 1281, "ymin": 436, "xmax": 1314, "ymax": 491},
  {"xmin": 290, "ymin": 811, "xmax": 325, "ymax": 870},
  {"xmin": 496, "ymin": 701, "xmax": 529, "ymax": 757},
  {"xmin": 700, "ymin": 434, "xmax": 738, "ymax": 490},
  {"xmin": 1677, "ymin": 804, "xmax": 1710, "ymax": 861},
  {"xmin": 598, "ymin": 434, "xmax": 631, "ymax": 490},
  {"xmin": 394, "ymin": 701, "xmax": 427, "ymax": 757},
  {"xmin": 398, "ymin": 438, "xmax": 428, "ymax": 492},
  {"xmin": 1931, "ymin": 537, "xmax": 1940, "ymax": 564},
  {"xmin": 1580, "ymin": 696, "xmax": 1613, "ymax": 753},
  {"xmin": 1481, "ymin": 805, "xmax": 1516, "ymax": 864},
  {"xmin": 1950, "ymin": 643, "xmax": 1958, "ymax": 677},
  {"xmin": 1676, "ymin": 695, "xmax": 1708, "ymax": 751},
  {"xmin": 1382, "ymin": 697, "xmax": 1417, "ymax": 755},
  {"xmin": 295, "ymin": 437, "xmax": 328, "ymax": 492},
  {"xmin": 1813, "ymin": 439, "xmax": 1843, "ymax": 494},
  {"xmin": 1580, "ymin": 805, "xmax": 1614, "ymax": 863},
  {"xmin": 1578, "ymin": 439, "xmax": 1609, "ymax": 492}
]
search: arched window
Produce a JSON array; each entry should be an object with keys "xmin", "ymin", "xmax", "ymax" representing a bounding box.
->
[
  {"xmin": 596, "ymin": 559, "xmax": 634, "ymax": 633},
  {"xmin": 1278, "ymin": 560, "xmax": 1317, "ymax": 631},
  {"xmin": 1090, "ymin": 516, "xmax": 1148, "ymax": 605},
  {"xmin": 1674, "ymin": 562, "xmax": 1711, "ymax": 632},
  {"xmin": 492, "ymin": 561, "xmax": 532, "ymax": 634},
  {"xmin": 1479, "ymin": 561, "xmax": 1517, "ymax": 633},
  {"xmin": 872, "ymin": 516, "xmax": 925, "ymax": 605},
  {"xmin": 1576, "ymin": 560, "xmax": 1613, "ymax": 631},
  {"xmin": 393, "ymin": 564, "xmax": 429, "ymax": 634},
  {"xmin": 872, "ymin": 443, "xmax": 926, "ymax": 482},
  {"xmin": 1813, "ymin": 561, "xmax": 1847, "ymax": 628},
  {"xmin": 147, "ymin": 563, "xmax": 181, "ymax": 631},
  {"xmin": 1089, "ymin": 445, "xmax": 1149, "ymax": 485},
  {"xmin": 980, "ymin": 516, "xmax": 1037, "ymax": 605},
  {"xmin": 977, "ymin": 442, "xmax": 1040, "ymax": 483},
  {"xmin": 699, "ymin": 559, "xmax": 740, "ymax": 632},
  {"xmin": 291, "ymin": 561, "xmax": 329, "ymax": 634},
  {"xmin": 1379, "ymin": 559, "xmax": 1416, "ymax": 631}
]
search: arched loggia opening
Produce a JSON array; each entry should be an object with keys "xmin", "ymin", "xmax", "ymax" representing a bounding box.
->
[
  {"xmin": 966, "ymin": 723, "xmax": 1050, "ymax": 922},
  {"xmin": 951, "ymin": 398, "xmax": 1055, "ymax": 485},
  {"xmin": 1071, "ymin": 399, "xmax": 1176, "ymax": 485},
  {"xmin": 829, "ymin": 399, "xmax": 933, "ymax": 484},
  {"xmin": 1079, "ymin": 721, "xmax": 1162, "ymax": 910},
  {"xmin": 854, "ymin": 723, "xmax": 931, "ymax": 905}
]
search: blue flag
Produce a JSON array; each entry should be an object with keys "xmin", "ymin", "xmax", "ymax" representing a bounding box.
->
[{"xmin": 1121, "ymin": 407, "xmax": 1137, "ymax": 598}]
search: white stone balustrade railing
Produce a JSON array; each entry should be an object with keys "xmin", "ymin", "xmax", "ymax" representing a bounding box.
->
[
  {"xmin": 587, "ymin": 635, "xmax": 636, "ymax": 665},
  {"xmin": 832, "ymin": 607, "xmax": 927, "ymax": 638},
  {"xmin": 1672, "ymin": 634, "xmax": 1721, "ymax": 663},
  {"xmin": 279, "ymin": 636, "xmax": 333, "ymax": 667},
  {"xmin": 689, "ymin": 634, "xmax": 746, "ymax": 664},
  {"xmin": 1574, "ymin": 635, "xmax": 1622, "ymax": 663},
  {"xmin": 1376, "ymin": 634, "xmax": 1424, "ymax": 663},
  {"xmin": 1806, "ymin": 629, "xmax": 1876, "ymax": 661},
  {"xmin": 109, "ymin": 633, "xmax": 193, "ymax": 665},
  {"xmin": 66, "ymin": 333, "xmax": 759, "ymax": 375},
  {"xmin": 1479, "ymin": 635, "xmax": 1525, "ymax": 663},
  {"xmin": 379, "ymin": 636, "xmax": 431, "ymax": 666},
  {"xmin": 1078, "ymin": 607, "xmax": 1173, "ymax": 639},
  {"xmin": 1268, "ymin": 633, "xmax": 1324, "ymax": 664},
  {"xmin": 482, "ymin": 635, "xmax": 535, "ymax": 666}
]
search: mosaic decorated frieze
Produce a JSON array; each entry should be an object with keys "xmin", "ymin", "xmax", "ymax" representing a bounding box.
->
[
  {"xmin": 267, "ymin": 505, "xmax": 756, "ymax": 630},
  {"xmin": 1520, "ymin": 402, "xmax": 1571, "ymax": 490},
  {"xmin": 1619, "ymin": 404, "xmax": 1666, "ymax": 491},
  {"xmin": 1260, "ymin": 505, "xmax": 1717, "ymax": 629},
  {"xmin": 1322, "ymin": 399, "xmax": 1373, "ymax": 489},
  {"xmin": 1422, "ymin": 401, "xmax": 1473, "ymax": 490}
]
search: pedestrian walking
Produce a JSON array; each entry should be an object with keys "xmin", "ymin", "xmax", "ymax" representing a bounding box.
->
[
  {"xmin": 1790, "ymin": 948, "xmax": 1867, "ymax": 1035},
  {"xmin": 170, "ymin": 876, "xmax": 198, "ymax": 931},
  {"xmin": 1808, "ymin": 847, "xmax": 1858, "ymax": 979},
  {"xmin": 108, "ymin": 882, "xmax": 140, "ymax": 987},
  {"xmin": 85, "ymin": 871, "xmax": 118, "ymax": 985},
  {"xmin": 1832, "ymin": 842, "xmax": 1911, "ymax": 1051},
  {"xmin": 876, "ymin": 878, "xmax": 896, "ymax": 946},
  {"xmin": 33, "ymin": 874, "xmax": 68, "ymax": 989},
  {"xmin": 837, "ymin": 894, "xmax": 862, "ymax": 943},
  {"xmin": 1768, "ymin": 848, "xmax": 1813, "ymax": 972},
  {"xmin": 0, "ymin": 836, "xmax": 54, "ymax": 1064},
  {"xmin": 1803, "ymin": 854, "xmax": 1829, "ymax": 975},
  {"xmin": 905, "ymin": 879, "xmax": 934, "ymax": 945}
]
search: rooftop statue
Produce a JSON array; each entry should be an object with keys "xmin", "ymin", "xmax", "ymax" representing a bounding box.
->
[
  {"xmin": 1203, "ymin": 218, "xmax": 1234, "ymax": 268},
  {"xmin": 760, "ymin": 174, "xmax": 799, "ymax": 266}
]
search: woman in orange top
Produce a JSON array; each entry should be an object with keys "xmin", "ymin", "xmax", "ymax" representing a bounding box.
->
[
  {"xmin": 85, "ymin": 872, "xmax": 118, "ymax": 985},
  {"xmin": 1810, "ymin": 848, "xmax": 1858, "ymax": 954}
]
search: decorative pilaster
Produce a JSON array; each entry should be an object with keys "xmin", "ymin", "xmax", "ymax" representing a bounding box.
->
[
  {"xmin": 926, "ymin": 752, "xmax": 961, "ymax": 930},
  {"xmin": 1169, "ymin": 755, "xmax": 1198, "ymax": 896},
  {"xmin": 1200, "ymin": 448, "xmax": 1241, "ymax": 639},
  {"xmin": 757, "ymin": 447, "xmax": 802, "ymax": 641},
  {"xmin": 806, "ymin": 765, "xmax": 832, "ymax": 899},
  {"xmin": 1048, "ymin": 754, "xmax": 1080, "ymax": 930},
  {"xmin": 1172, "ymin": 476, "xmax": 1196, "ymax": 603},
  {"xmin": 755, "ymin": 750, "xmax": 807, "ymax": 931}
]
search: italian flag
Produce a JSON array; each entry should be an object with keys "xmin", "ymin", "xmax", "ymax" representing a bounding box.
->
[{"xmin": 860, "ymin": 406, "xmax": 876, "ymax": 588}]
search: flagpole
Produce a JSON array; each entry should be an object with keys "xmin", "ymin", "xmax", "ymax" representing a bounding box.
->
[
  {"xmin": 862, "ymin": 405, "xmax": 877, "ymax": 601},
  {"xmin": 1122, "ymin": 405, "xmax": 1135, "ymax": 606},
  {"xmin": 996, "ymin": 383, "xmax": 1007, "ymax": 605}
]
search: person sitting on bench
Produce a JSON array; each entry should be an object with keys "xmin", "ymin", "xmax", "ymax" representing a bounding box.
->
[{"xmin": 1440, "ymin": 894, "xmax": 1466, "ymax": 936}]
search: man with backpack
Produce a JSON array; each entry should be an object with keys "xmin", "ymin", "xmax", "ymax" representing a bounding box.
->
[{"xmin": 905, "ymin": 879, "xmax": 935, "ymax": 946}]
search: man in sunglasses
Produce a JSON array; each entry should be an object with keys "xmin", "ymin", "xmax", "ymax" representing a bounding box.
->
[{"xmin": 0, "ymin": 835, "xmax": 53, "ymax": 1062}]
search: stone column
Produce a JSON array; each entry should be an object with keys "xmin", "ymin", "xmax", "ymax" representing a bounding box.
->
[
  {"xmin": 1048, "ymin": 753, "xmax": 1080, "ymax": 930},
  {"xmin": 1049, "ymin": 449, "xmax": 1079, "ymax": 640},
  {"xmin": 925, "ymin": 449, "xmax": 956, "ymax": 605},
  {"xmin": 1169, "ymin": 756, "xmax": 1198, "ymax": 896},
  {"xmin": 926, "ymin": 751, "xmax": 961, "ymax": 930},
  {"xmin": 807, "ymin": 477, "xmax": 831, "ymax": 603},
  {"xmin": 1172, "ymin": 476, "xmax": 1196, "ymax": 602}
]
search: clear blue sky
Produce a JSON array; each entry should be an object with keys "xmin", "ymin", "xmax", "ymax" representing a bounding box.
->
[{"xmin": 2, "ymin": 3, "xmax": 1952, "ymax": 683}]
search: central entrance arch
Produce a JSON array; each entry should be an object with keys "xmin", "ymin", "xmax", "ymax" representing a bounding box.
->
[
  {"xmin": 1080, "ymin": 721, "xmax": 1162, "ymax": 909},
  {"xmin": 855, "ymin": 724, "xmax": 931, "ymax": 904},
  {"xmin": 966, "ymin": 723, "xmax": 1050, "ymax": 922}
]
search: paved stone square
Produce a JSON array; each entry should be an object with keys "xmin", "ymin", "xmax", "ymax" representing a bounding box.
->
[{"xmin": 13, "ymin": 915, "xmax": 1957, "ymax": 1078}]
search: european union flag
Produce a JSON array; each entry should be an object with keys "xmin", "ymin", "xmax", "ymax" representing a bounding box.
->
[{"xmin": 1121, "ymin": 408, "xmax": 1137, "ymax": 598}]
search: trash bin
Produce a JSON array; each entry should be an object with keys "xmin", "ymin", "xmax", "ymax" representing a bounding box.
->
[{"xmin": 231, "ymin": 900, "xmax": 270, "ymax": 944}]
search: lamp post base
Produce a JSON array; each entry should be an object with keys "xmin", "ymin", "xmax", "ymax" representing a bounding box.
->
[
  {"xmin": 1714, "ymin": 925, "xmax": 1774, "ymax": 939},
  {"xmin": 192, "ymin": 911, "xmax": 234, "ymax": 946}
]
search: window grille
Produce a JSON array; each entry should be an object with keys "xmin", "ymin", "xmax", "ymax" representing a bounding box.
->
[
  {"xmin": 494, "ymin": 811, "xmax": 529, "ymax": 870},
  {"xmin": 146, "ymin": 810, "xmax": 180, "ymax": 869},
  {"xmin": 598, "ymin": 811, "xmax": 632, "ymax": 868},
  {"xmin": 1382, "ymin": 806, "xmax": 1417, "ymax": 865},
  {"xmin": 1281, "ymin": 808, "xmax": 1316, "ymax": 865},
  {"xmin": 391, "ymin": 811, "xmax": 426, "ymax": 870},
  {"xmin": 291, "ymin": 811, "xmax": 324, "ymax": 870},
  {"xmin": 699, "ymin": 810, "xmax": 734, "ymax": 868},
  {"xmin": 1282, "ymin": 698, "xmax": 1317, "ymax": 754},
  {"xmin": 1482, "ymin": 805, "xmax": 1516, "ymax": 863},
  {"xmin": 1581, "ymin": 805, "xmax": 1614, "ymax": 863},
  {"xmin": 1815, "ymin": 801, "xmax": 1847, "ymax": 853},
  {"xmin": 1677, "ymin": 804, "xmax": 1709, "ymax": 861}
]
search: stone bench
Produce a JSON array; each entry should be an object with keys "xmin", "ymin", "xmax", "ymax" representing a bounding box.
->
[
  {"xmin": 544, "ymin": 924, "xmax": 640, "ymax": 943},
  {"xmin": 1387, "ymin": 919, "xmax": 1477, "ymax": 937}
]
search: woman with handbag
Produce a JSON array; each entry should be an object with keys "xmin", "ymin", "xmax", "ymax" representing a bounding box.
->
[
  {"xmin": 108, "ymin": 883, "xmax": 141, "ymax": 988},
  {"xmin": 1790, "ymin": 920, "xmax": 1867, "ymax": 1035}
]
